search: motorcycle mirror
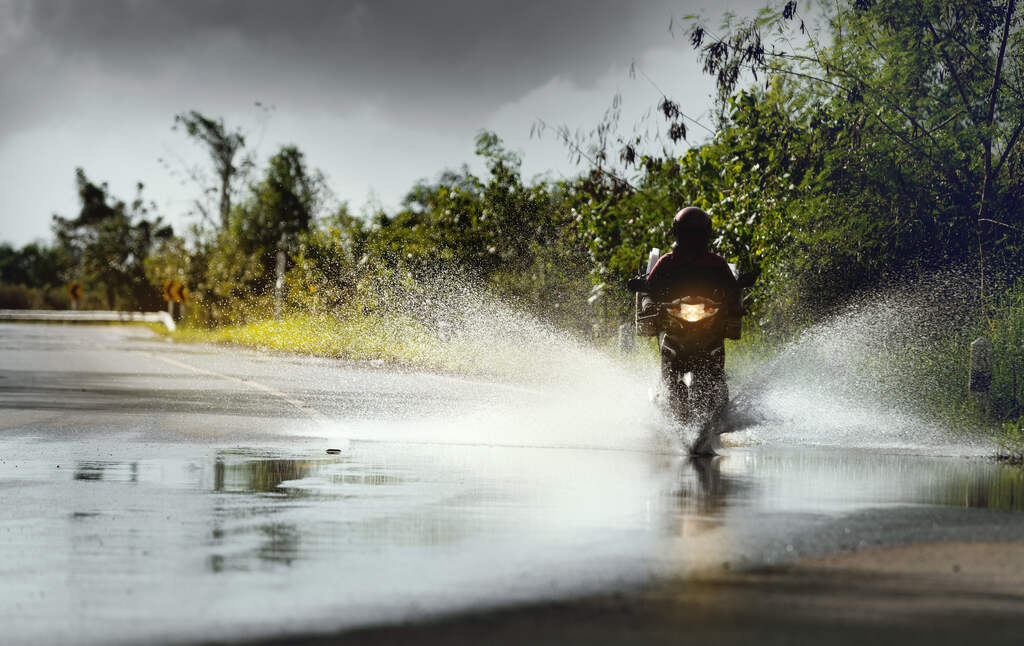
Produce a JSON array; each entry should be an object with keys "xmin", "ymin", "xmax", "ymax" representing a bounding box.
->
[
  {"xmin": 738, "ymin": 268, "xmax": 760, "ymax": 288},
  {"xmin": 626, "ymin": 276, "xmax": 647, "ymax": 293}
]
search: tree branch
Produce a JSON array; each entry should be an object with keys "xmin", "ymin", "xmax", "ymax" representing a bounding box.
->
[
  {"xmin": 534, "ymin": 120, "xmax": 637, "ymax": 192},
  {"xmin": 986, "ymin": 0, "xmax": 1015, "ymax": 129},
  {"xmin": 993, "ymin": 118, "xmax": 1024, "ymax": 180},
  {"xmin": 192, "ymin": 200, "xmax": 214, "ymax": 228},
  {"xmin": 923, "ymin": 18, "xmax": 977, "ymax": 124},
  {"xmin": 633, "ymin": 67, "xmax": 716, "ymax": 136},
  {"xmin": 710, "ymin": 31, "xmax": 950, "ymax": 151},
  {"xmin": 973, "ymin": 0, "xmax": 1013, "ymax": 302},
  {"xmin": 757, "ymin": 63, "xmax": 946, "ymax": 153},
  {"xmin": 911, "ymin": 110, "xmax": 966, "ymax": 141},
  {"xmin": 979, "ymin": 218, "xmax": 1024, "ymax": 234},
  {"xmin": 941, "ymin": 7, "xmax": 994, "ymax": 74}
]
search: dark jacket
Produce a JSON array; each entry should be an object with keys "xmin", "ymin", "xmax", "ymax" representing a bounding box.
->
[{"xmin": 646, "ymin": 248, "xmax": 738, "ymax": 304}]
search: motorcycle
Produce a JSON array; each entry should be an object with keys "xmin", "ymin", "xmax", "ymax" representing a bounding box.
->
[{"xmin": 627, "ymin": 248, "xmax": 758, "ymax": 454}]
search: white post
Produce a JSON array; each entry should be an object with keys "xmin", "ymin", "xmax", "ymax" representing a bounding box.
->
[
  {"xmin": 275, "ymin": 250, "xmax": 286, "ymax": 320},
  {"xmin": 970, "ymin": 336, "xmax": 993, "ymax": 410}
]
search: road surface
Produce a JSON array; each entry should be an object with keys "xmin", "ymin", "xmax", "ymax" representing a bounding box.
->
[{"xmin": 1, "ymin": 323, "xmax": 1023, "ymax": 645}]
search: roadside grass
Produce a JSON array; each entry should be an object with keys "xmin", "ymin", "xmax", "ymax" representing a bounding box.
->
[
  {"xmin": 998, "ymin": 418, "xmax": 1024, "ymax": 464},
  {"xmin": 916, "ymin": 281, "xmax": 1024, "ymax": 459},
  {"xmin": 169, "ymin": 312, "xmax": 446, "ymax": 367},
  {"xmin": 863, "ymin": 281, "xmax": 1024, "ymax": 458},
  {"xmin": 167, "ymin": 310, "xmax": 656, "ymax": 381},
  {"xmin": 987, "ymin": 284, "xmax": 1024, "ymax": 459}
]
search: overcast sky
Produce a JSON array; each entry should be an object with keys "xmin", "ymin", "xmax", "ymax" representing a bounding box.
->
[{"xmin": 0, "ymin": 0, "xmax": 767, "ymax": 246}]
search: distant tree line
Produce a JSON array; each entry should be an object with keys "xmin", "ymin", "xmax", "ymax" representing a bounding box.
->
[{"xmin": 3, "ymin": 0, "xmax": 1021, "ymax": 339}]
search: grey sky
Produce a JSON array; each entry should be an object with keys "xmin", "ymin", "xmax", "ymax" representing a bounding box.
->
[{"xmin": 1, "ymin": 0, "xmax": 766, "ymax": 246}]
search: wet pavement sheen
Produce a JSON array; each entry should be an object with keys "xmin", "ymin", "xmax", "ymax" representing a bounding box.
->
[{"xmin": 1, "ymin": 324, "xmax": 1022, "ymax": 645}]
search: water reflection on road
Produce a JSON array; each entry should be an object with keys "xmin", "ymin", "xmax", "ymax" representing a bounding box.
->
[{"xmin": 2, "ymin": 439, "xmax": 1024, "ymax": 644}]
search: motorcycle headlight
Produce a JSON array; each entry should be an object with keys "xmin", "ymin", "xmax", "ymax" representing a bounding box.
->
[{"xmin": 670, "ymin": 303, "xmax": 716, "ymax": 322}]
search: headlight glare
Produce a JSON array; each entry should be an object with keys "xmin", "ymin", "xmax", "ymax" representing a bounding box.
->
[{"xmin": 670, "ymin": 302, "xmax": 716, "ymax": 322}]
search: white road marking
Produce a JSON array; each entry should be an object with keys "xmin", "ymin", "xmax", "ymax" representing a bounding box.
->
[{"xmin": 139, "ymin": 351, "xmax": 328, "ymax": 423}]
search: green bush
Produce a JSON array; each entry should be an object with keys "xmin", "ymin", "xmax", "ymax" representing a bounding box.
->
[
  {"xmin": 999, "ymin": 417, "xmax": 1024, "ymax": 462},
  {"xmin": 987, "ymin": 282, "xmax": 1024, "ymax": 421},
  {"xmin": 0, "ymin": 284, "xmax": 69, "ymax": 310}
]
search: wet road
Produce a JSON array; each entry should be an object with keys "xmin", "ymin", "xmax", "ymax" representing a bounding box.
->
[{"xmin": 1, "ymin": 323, "xmax": 1023, "ymax": 645}]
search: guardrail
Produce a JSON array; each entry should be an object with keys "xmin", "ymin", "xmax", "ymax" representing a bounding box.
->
[{"xmin": 0, "ymin": 309, "xmax": 176, "ymax": 331}]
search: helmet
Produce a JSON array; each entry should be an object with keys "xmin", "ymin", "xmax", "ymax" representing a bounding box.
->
[{"xmin": 672, "ymin": 206, "xmax": 712, "ymax": 252}]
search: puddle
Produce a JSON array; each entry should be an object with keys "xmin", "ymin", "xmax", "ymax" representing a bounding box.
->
[
  {"xmin": 1, "ymin": 439, "xmax": 1022, "ymax": 646},
  {"xmin": 716, "ymin": 447, "xmax": 1024, "ymax": 513},
  {"xmin": 73, "ymin": 461, "xmax": 140, "ymax": 482}
]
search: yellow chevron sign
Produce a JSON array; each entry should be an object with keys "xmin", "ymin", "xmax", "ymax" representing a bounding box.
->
[
  {"xmin": 163, "ymin": 280, "xmax": 189, "ymax": 304},
  {"xmin": 68, "ymin": 282, "xmax": 82, "ymax": 301}
]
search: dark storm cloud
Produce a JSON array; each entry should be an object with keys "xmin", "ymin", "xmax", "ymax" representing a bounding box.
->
[{"xmin": 1, "ymin": 0, "xmax": 686, "ymax": 136}]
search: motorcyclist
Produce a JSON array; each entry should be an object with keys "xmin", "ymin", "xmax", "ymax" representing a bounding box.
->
[
  {"xmin": 645, "ymin": 207, "xmax": 737, "ymax": 306},
  {"xmin": 643, "ymin": 206, "xmax": 739, "ymax": 421}
]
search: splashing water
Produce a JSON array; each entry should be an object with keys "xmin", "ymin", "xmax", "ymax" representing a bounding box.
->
[
  {"xmin": 333, "ymin": 277, "xmax": 666, "ymax": 451},
  {"xmin": 726, "ymin": 274, "xmax": 992, "ymax": 456},
  {"xmin": 325, "ymin": 272, "xmax": 993, "ymax": 457}
]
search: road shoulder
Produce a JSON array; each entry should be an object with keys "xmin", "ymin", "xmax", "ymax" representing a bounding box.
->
[{"xmin": 231, "ymin": 541, "xmax": 1024, "ymax": 646}]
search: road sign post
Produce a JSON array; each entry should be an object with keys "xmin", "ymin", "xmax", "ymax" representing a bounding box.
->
[
  {"xmin": 68, "ymin": 282, "xmax": 82, "ymax": 311},
  {"xmin": 163, "ymin": 280, "xmax": 174, "ymax": 319},
  {"xmin": 177, "ymin": 285, "xmax": 188, "ymax": 322},
  {"xmin": 163, "ymin": 280, "xmax": 188, "ymax": 322}
]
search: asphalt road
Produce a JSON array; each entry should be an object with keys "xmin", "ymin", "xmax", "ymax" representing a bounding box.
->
[{"xmin": 2, "ymin": 323, "xmax": 1023, "ymax": 645}]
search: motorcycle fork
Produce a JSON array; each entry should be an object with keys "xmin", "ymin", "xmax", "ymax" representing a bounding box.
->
[
  {"xmin": 660, "ymin": 358, "xmax": 693, "ymax": 424},
  {"xmin": 661, "ymin": 351, "xmax": 726, "ymax": 425}
]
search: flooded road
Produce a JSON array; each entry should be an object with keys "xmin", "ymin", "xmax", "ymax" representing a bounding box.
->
[{"xmin": 1, "ymin": 323, "xmax": 1022, "ymax": 645}]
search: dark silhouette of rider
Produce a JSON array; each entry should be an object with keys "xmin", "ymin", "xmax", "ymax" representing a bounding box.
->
[
  {"xmin": 646, "ymin": 207, "xmax": 737, "ymax": 305},
  {"xmin": 645, "ymin": 206, "xmax": 738, "ymax": 420}
]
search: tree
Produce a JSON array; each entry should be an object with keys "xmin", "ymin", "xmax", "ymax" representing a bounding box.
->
[
  {"xmin": 52, "ymin": 169, "xmax": 172, "ymax": 309},
  {"xmin": 234, "ymin": 145, "xmax": 325, "ymax": 257},
  {"xmin": 173, "ymin": 110, "xmax": 251, "ymax": 230},
  {"xmin": 201, "ymin": 145, "xmax": 326, "ymax": 309},
  {"xmin": 689, "ymin": 0, "xmax": 1024, "ymax": 298},
  {"xmin": 0, "ymin": 242, "xmax": 63, "ymax": 288}
]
